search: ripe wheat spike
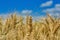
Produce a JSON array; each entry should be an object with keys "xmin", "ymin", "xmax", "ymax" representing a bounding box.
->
[{"xmin": 1, "ymin": 13, "xmax": 60, "ymax": 40}]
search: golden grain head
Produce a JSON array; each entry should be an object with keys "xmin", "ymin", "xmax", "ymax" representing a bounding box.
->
[{"xmin": 1, "ymin": 13, "xmax": 60, "ymax": 40}]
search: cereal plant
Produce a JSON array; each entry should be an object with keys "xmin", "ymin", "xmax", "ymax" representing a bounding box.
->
[{"xmin": 1, "ymin": 13, "xmax": 60, "ymax": 40}]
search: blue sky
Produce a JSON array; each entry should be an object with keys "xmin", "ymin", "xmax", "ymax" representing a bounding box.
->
[{"xmin": 0, "ymin": 0, "xmax": 60, "ymax": 17}]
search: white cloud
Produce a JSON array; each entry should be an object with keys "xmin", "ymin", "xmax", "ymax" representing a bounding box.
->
[
  {"xmin": 42, "ymin": 4, "xmax": 60, "ymax": 17},
  {"xmin": 55, "ymin": 4, "xmax": 60, "ymax": 12},
  {"xmin": 21, "ymin": 10, "xmax": 32, "ymax": 14},
  {"xmin": 0, "ymin": 10, "xmax": 32, "ymax": 19},
  {"xmin": 55, "ymin": 4, "xmax": 60, "ymax": 8},
  {"xmin": 43, "ymin": 8, "xmax": 54, "ymax": 13},
  {"xmin": 41, "ymin": 1, "xmax": 53, "ymax": 7}
]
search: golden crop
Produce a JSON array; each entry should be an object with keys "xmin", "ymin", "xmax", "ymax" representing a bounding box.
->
[{"xmin": 1, "ymin": 13, "xmax": 60, "ymax": 40}]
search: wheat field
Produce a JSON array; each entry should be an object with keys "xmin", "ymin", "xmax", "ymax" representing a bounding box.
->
[{"xmin": 0, "ymin": 13, "xmax": 60, "ymax": 40}]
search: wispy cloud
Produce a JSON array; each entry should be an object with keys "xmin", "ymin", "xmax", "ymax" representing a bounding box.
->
[
  {"xmin": 21, "ymin": 10, "xmax": 32, "ymax": 14},
  {"xmin": 40, "ymin": 1, "xmax": 53, "ymax": 7},
  {"xmin": 55, "ymin": 4, "xmax": 60, "ymax": 8},
  {"xmin": 42, "ymin": 4, "xmax": 60, "ymax": 17}
]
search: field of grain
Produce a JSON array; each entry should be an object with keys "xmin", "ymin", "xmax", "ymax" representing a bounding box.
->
[{"xmin": 0, "ymin": 13, "xmax": 60, "ymax": 40}]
